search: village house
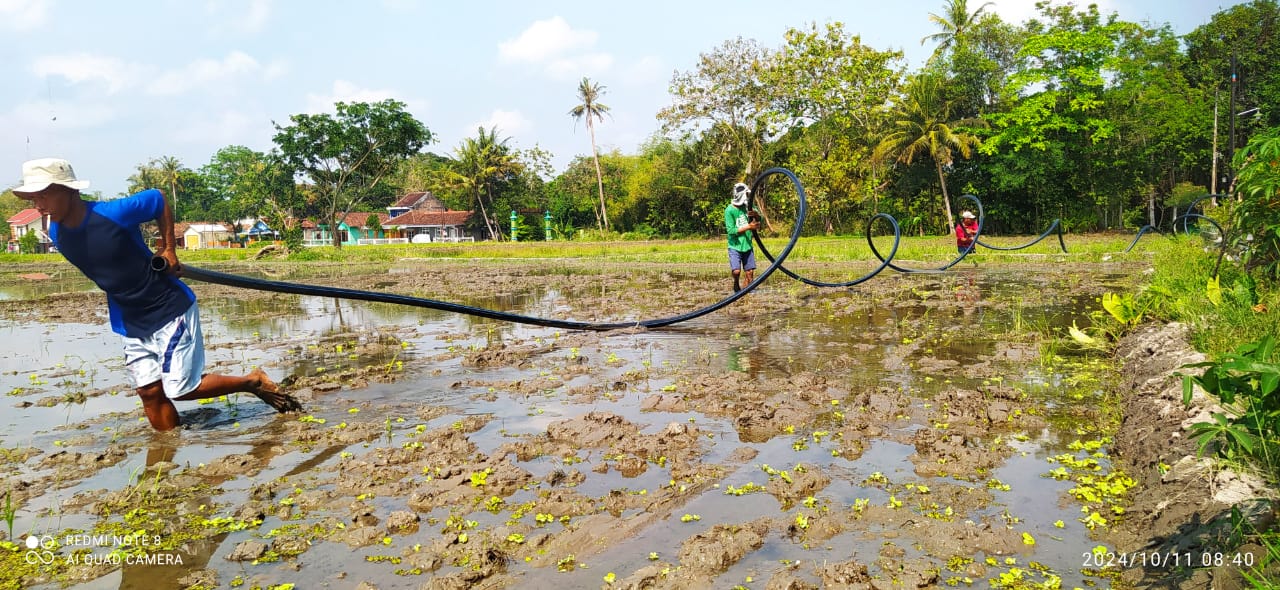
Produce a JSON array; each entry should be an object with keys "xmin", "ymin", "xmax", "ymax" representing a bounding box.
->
[
  {"xmin": 385, "ymin": 191, "xmax": 475, "ymax": 243},
  {"xmin": 176, "ymin": 221, "xmax": 234, "ymax": 249},
  {"xmin": 304, "ymin": 212, "xmax": 397, "ymax": 246},
  {"xmin": 6, "ymin": 208, "xmax": 52, "ymax": 253}
]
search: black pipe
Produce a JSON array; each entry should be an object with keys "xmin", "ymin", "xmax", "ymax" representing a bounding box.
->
[
  {"xmin": 182, "ymin": 167, "xmax": 811, "ymax": 332},
  {"xmin": 170, "ymin": 169, "xmax": 1228, "ymax": 330}
]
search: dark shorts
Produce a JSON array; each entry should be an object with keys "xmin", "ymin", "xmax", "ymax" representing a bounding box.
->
[
  {"xmin": 958, "ymin": 244, "xmax": 974, "ymax": 254},
  {"xmin": 728, "ymin": 248, "xmax": 756, "ymax": 272}
]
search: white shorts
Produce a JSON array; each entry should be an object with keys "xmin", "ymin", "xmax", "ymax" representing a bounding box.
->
[{"xmin": 122, "ymin": 302, "xmax": 205, "ymax": 399}]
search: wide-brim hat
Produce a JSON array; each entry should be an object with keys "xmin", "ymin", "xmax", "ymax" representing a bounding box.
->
[
  {"xmin": 960, "ymin": 211, "xmax": 976, "ymax": 219},
  {"xmin": 13, "ymin": 158, "xmax": 90, "ymax": 194}
]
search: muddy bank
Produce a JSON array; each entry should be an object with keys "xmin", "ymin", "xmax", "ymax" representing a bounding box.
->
[{"xmin": 1110, "ymin": 322, "xmax": 1278, "ymax": 588}]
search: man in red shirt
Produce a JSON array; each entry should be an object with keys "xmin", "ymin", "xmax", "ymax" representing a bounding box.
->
[{"xmin": 955, "ymin": 210, "xmax": 979, "ymax": 254}]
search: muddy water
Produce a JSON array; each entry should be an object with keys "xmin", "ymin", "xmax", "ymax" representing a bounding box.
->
[{"xmin": 0, "ymin": 261, "xmax": 1146, "ymax": 589}]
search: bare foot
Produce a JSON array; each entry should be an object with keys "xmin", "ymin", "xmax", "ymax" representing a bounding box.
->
[{"xmin": 248, "ymin": 368, "xmax": 302, "ymax": 413}]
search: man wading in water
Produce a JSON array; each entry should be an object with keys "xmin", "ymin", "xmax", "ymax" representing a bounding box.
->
[
  {"xmin": 725, "ymin": 182, "xmax": 761, "ymax": 293},
  {"xmin": 13, "ymin": 158, "xmax": 302, "ymax": 431}
]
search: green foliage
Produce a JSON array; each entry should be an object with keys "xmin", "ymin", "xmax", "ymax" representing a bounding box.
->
[
  {"xmin": 875, "ymin": 70, "xmax": 984, "ymax": 230},
  {"xmin": 1101, "ymin": 292, "xmax": 1144, "ymax": 326},
  {"xmin": 1230, "ymin": 126, "xmax": 1280, "ymax": 281},
  {"xmin": 1181, "ymin": 336, "xmax": 1280, "ymax": 477},
  {"xmin": 273, "ymin": 99, "xmax": 432, "ymax": 248},
  {"xmin": 18, "ymin": 231, "xmax": 38, "ymax": 254},
  {"xmin": 1144, "ymin": 238, "xmax": 1278, "ymax": 356}
]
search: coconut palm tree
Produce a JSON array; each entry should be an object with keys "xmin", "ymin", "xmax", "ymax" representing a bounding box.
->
[
  {"xmin": 454, "ymin": 127, "xmax": 518, "ymax": 240},
  {"xmin": 874, "ymin": 73, "xmax": 984, "ymax": 232},
  {"xmin": 568, "ymin": 77, "xmax": 611, "ymax": 233},
  {"xmin": 153, "ymin": 156, "xmax": 184, "ymax": 220},
  {"xmin": 921, "ymin": 0, "xmax": 994, "ymax": 60}
]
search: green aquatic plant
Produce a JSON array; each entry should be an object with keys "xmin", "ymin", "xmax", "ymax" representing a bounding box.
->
[
  {"xmin": 1101, "ymin": 292, "xmax": 1144, "ymax": 326},
  {"xmin": 2, "ymin": 490, "xmax": 13, "ymax": 541}
]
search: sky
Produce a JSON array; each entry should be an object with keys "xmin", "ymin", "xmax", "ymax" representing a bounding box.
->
[{"xmin": 0, "ymin": 0, "xmax": 1247, "ymax": 198}]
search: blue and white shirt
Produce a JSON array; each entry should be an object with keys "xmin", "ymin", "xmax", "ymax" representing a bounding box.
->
[{"xmin": 50, "ymin": 189, "xmax": 195, "ymax": 338}]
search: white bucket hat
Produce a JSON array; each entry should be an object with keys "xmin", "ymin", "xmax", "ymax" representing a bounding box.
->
[
  {"xmin": 960, "ymin": 211, "xmax": 976, "ymax": 219},
  {"xmin": 13, "ymin": 158, "xmax": 90, "ymax": 194}
]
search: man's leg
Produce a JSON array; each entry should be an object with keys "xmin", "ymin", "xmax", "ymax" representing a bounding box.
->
[
  {"xmin": 741, "ymin": 249, "xmax": 757, "ymax": 288},
  {"xmin": 173, "ymin": 368, "xmax": 301, "ymax": 413},
  {"xmin": 137, "ymin": 381, "xmax": 180, "ymax": 431},
  {"xmin": 732, "ymin": 269, "xmax": 742, "ymax": 292}
]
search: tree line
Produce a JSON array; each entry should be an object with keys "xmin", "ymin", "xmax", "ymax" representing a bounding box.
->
[{"xmin": 7, "ymin": 0, "xmax": 1278, "ymax": 250}]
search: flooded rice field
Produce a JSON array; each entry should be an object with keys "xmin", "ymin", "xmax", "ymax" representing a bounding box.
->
[{"xmin": 0, "ymin": 258, "xmax": 1152, "ymax": 589}]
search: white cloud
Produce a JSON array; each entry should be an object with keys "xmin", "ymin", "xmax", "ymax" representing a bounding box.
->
[
  {"xmin": 31, "ymin": 53, "xmax": 147, "ymax": 95},
  {"xmin": 0, "ymin": 0, "xmax": 51, "ymax": 31},
  {"xmin": 145, "ymin": 51, "xmax": 265, "ymax": 96},
  {"xmin": 499, "ymin": 16, "xmax": 597, "ymax": 63},
  {"xmin": 469, "ymin": 109, "xmax": 533, "ymax": 140},
  {"xmin": 499, "ymin": 16, "xmax": 613, "ymax": 79},
  {"xmin": 303, "ymin": 79, "xmax": 425, "ymax": 114}
]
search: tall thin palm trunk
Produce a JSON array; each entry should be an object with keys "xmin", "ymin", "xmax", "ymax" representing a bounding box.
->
[
  {"xmin": 936, "ymin": 160, "xmax": 955, "ymax": 231},
  {"xmin": 588, "ymin": 118, "xmax": 608, "ymax": 232}
]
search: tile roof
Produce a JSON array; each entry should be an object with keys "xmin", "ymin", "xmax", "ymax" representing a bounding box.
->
[
  {"xmin": 339, "ymin": 212, "xmax": 391, "ymax": 228},
  {"xmin": 386, "ymin": 210, "xmax": 472, "ymax": 227},
  {"xmin": 391, "ymin": 191, "xmax": 443, "ymax": 209},
  {"xmin": 7, "ymin": 208, "xmax": 42, "ymax": 226}
]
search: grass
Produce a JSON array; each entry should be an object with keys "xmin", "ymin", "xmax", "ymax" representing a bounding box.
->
[
  {"xmin": 1143, "ymin": 237, "xmax": 1280, "ymax": 357},
  {"xmin": 0, "ymin": 231, "xmax": 1155, "ymax": 271}
]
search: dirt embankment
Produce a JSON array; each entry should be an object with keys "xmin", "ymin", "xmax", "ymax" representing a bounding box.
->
[{"xmin": 1110, "ymin": 322, "xmax": 1278, "ymax": 588}]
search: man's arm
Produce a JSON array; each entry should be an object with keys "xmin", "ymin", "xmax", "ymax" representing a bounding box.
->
[{"xmin": 155, "ymin": 190, "xmax": 181, "ymax": 275}]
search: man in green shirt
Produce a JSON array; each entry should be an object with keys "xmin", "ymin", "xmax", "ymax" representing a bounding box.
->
[{"xmin": 725, "ymin": 182, "xmax": 760, "ymax": 293}]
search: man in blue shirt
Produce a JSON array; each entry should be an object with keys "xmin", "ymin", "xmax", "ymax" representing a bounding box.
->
[{"xmin": 13, "ymin": 158, "xmax": 301, "ymax": 431}]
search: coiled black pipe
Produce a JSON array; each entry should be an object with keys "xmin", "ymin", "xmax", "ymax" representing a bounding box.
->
[
  {"xmin": 866, "ymin": 194, "xmax": 985, "ymax": 274},
  {"xmin": 752, "ymin": 212, "xmax": 902, "ymax": 288},
  {"xmin": 976, "ymin": 217, "xmax": 1068, "ymax": 253},
  {"xmin": 177, "ymin": 167, "xmax": 809, "ymax": 332}
]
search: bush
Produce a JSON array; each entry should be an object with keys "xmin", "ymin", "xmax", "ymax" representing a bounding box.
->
[
  {"xmin": 18, "ymin": 231, "xmax": 38, "ymax": 254},
  {"xmin": 1231, "ymin": 127, "xmax": 1280, "ymax": 282},
  {"xmin": 1181, "ymin": 336, "xmax": 1280, "ymax": 480}
]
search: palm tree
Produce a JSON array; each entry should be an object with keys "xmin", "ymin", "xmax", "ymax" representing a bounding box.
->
[
  {"xmin": 454, "ymin": 127, "xmax": 518, "ymax": 240},
  {"xmin": 153, "ymin": 156, "xmax": 184, "ymax": 220},
  {"xmin": 874, "ymin": 73, "xmax": 984, "ymax": 232},
  {"xmin": 921, "ymin": 0, "xmax": 994, "ymax": 60},
  {"xmin": 568, "ymin": 77, "xmax": 611, "ymax": 233}
]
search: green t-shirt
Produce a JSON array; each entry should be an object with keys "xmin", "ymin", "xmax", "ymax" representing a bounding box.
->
[{"xmin": 725, "ymin": 204, "xmax": 754, "ymax": 252}]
